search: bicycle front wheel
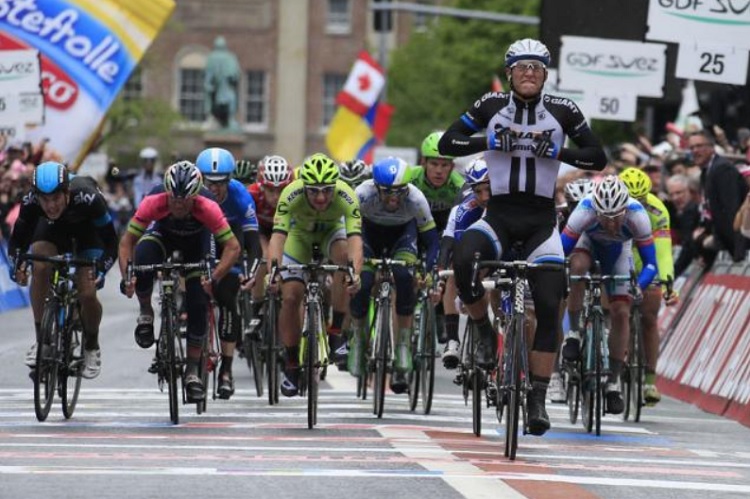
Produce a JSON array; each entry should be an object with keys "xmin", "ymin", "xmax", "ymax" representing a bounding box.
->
[
  {"xmin": 420, "ymin": 301, "xmax": 436, "ymax": 415},
  {"xmin": 164, "ymin": 304, "xmax": 180, "ymax": 425},
  {"xmin": 305, "ymin": 302, "xmax": 321, "ymax": 429},
  {"xmin": 266, "ymin": 296, "xmax": 280, "ymax": 406},
  {"xmin": 61, "ymin": 304, "xmax": 83, "ymax": 419},
  {"xmin": 35, "ymin": 299, "xmax": 60, "ymax": 422},
  {"xmin": 505, "ymin": 316, "xmax": 522, "ymax": 460},
  {"xmin": 629, "ymin": 308, "xmax": 644, "ymax": 422},
  {"xmin": 407, "ymin": 305, "xmax": 421, "ymax": 412},
  {"xmin": 373, "ymin": 298, "xmax": 390, "ymax": 419},
  {"xmin": 592, "ymin": 313, "xmax": 604, "ymax": 437}
]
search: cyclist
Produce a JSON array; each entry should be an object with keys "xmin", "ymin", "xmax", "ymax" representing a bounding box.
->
[
  {"xmin": 247, "ymin": 155, "xmax": 293, "ymax": 312},
  {"xmin": 118, "ymin": 161, "xmax": 241, "ymax": 401},
  {"xmin": 348, "ymin": 156, "xmax": 439, "ymax": 393},
  {"xmin": 438, "ymin": 157, "xmax": 491, "ymax": 369},
  {"xmin": 268, "ymin": 153, "xmax": 363, "ymax": 397},
  {"xmin": 408, "ymin": 131, "xmax": 465, "ymax": 349},
  {"xmin": 619, "ymin": 167, "xmax": 679, "ymax": 405},
  {"xmin": 233, "ymin": 159, "xmax": 258, "ymax": 186},
  {"xmin": 561, "ymin": 175, "xmax": 658, "ymax": 415},
  {"xmin": 438, "ymin": 38, "xmax": 607, "ymax": 435},
  {"xmin": 547, "ymin": 176, "xmax": 594, "ymax": 403},
  {"xmin": 339, "ymin": 159, "xmax": 371, "ymax": 189},
  {"xmin": 9, "ymin": 161, "xmax": 118, "ymax": 380},
  {"xmin": 196, "ymin": 147, "xmax": 262, "ymax": 399}
]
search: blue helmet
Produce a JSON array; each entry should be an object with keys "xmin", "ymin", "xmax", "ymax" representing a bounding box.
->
[
  {"xmin": 196, "ymin": 147, "xmax": 235, "ymax": 181},
  {"xmin": 372, "ymin": 157, "xmax": 409, "ymax": 188},
  {"xmin": 464, "ymin": 158, "xmax": 489, "ymax": 186},
  {"xmin": 33, "ymin": 161, "xmax": 70, "ymax": 194}
]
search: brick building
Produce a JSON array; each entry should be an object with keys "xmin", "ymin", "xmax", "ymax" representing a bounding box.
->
[{"xmin": 125, "ymin": 0, "xmax": 442, "ymax": 165}]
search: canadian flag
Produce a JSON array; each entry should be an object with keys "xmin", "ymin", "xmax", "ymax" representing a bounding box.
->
[{"xmin": 337, "ymin": 51, "xmax": 385, "ymax": 116}]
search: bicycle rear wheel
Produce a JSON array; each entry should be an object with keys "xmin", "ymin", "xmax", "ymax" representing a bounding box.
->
[
  {"xmin": 35, "ymin": 299, "xmax": 60, "ymax": 422},
  {"xmin": 420, "ymin": 301, "xmax": 436, "ymax": 415},
  {"xmin": 472, "ymin": 367, "xmax": 482, "ymax": 437},
  {"xmin": 373, "ymin": 298, "xmax": 390, "ymax": 419},
  {"xmin": 407, "ymin": 305, "xmax": 421, "ymax": 412},
  {"xmin": 61, "ymin": 305, "xmax": 83, "ymax": 419},
  {"xmin": 566, "ymin": 365, "xmax": 580, "ymax": 425}
]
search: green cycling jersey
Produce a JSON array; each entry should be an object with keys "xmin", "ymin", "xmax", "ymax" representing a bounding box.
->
[{"xmin": 634, "ymin": 192, "xmax": 674, "ymax": 285}]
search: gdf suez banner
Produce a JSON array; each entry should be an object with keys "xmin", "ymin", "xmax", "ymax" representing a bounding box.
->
[
  {"xmin": 559, "ymin": 36, "xmax": 668, "ymax": 99},
  {"xmin": 647, "ymin": 0, "xmax": 750, "ymax": 50}
]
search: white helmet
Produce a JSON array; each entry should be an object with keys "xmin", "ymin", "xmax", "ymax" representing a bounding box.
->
[
  {"xmin": 592, "ymin": 175, "xmax": 630, "ymax": 215},
  {"xmin": 260, "ymin": 155, "xmax": 292, "ymax": 187},
  {"xmin": 505, "ymin": 38, "xmax": 551, "ymax": 67},
  {"xmin": 139, "ymin": 147, "xmax": 158, "ymax": 160},
  {"xmin": 564, "ymin": 178, "xmax": 594, "ymax": 203},
  {"xmin": 339, "ymin": 160, "xmax": 370, "ymax": 186}
]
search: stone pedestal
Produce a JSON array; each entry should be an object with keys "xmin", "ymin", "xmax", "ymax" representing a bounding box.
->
[{"xmin": 203, "ymin": 132, "xmax": 245, "ymax": 159}]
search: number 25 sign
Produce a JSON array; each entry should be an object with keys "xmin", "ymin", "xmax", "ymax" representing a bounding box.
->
[{"xmin": 675, "ymin": 43, "xmax": 749, "ymax": 85}]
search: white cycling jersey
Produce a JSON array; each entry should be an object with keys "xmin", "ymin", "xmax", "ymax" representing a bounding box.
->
[{"xmin": 355, "ymin": 180, "xmax": 436, "ymax": 231}]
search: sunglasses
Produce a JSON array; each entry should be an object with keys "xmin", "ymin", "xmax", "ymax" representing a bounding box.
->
[
  {"xmin": 377, "ymin": 185, "xmax": 409, "ymax": 196},
  {"xmin": 511, "ymin": 62, "xmax": 546, "ymax": 73},
  {"xmin": 204, "ymin": 178, "xmax": 230, "ymax": 186},
  {"xmin": 305, "ymin": 185, "xmax": 335, "ymax": 196}
]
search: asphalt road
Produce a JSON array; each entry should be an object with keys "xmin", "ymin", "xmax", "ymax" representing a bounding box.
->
[{"xmin": 1, "ymin": 278, "xmax": 749, "ymax": 499}]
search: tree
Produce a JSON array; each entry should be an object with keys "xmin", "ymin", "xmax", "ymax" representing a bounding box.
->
[
  {"xmin": 92, "ymin": 94, "xmax": 184, "ymax": 164},
  {"xmin": 386, "ymin": 0, "xmax": 540, "ymax": 147}
]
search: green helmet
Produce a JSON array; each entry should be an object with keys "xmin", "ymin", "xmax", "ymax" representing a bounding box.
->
[
  {"xmin": 421, "ymin": 131, "xmax": 453, "ymax": 159},
  {"xmin": 300, "ymin": 153, "xmax": 339, "ymax": 185},
  {"xmin": 234, "ymin": 159, "xmax": 257, "ymax": 182}
]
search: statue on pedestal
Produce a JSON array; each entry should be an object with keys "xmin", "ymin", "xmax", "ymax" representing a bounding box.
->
[{"xmin": 204, "ymin": 36, "xmax": 241, "ymax": 131}]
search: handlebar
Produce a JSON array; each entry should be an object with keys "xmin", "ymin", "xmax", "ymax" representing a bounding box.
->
[{"xmin": 127, "ymin": 259, "xmax": 209, "ymax": 283}]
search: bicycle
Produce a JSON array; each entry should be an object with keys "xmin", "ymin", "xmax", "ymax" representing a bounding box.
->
[
  {"xmin": 622, "ymin": 276, "xmax": 672, "ymax": 422},
  {"xmin": 472, "ymin": 253, "xmax": 562, "ymax": 460},
  {"xmin": 407, "ymin": 260, "xmax": 439, "ymax": 415},
  {"xmin": 17, "ymin": 252, "xmax": 99, "ymax": 422},
  {"xmin": 359, "ymin": 256, "xmax": 410, "ymax": 419},
  {"xmin": 565, "ymin": 260, "xmax": 631, "ymax": 436},
  {"xmin": 269, "ymin": 250, "xmax": 354, "ymax": 428},
  {"xmin": 239, "ymin": 254, "xmax": 265, "ymax": 398},
  {"xmin": 128, "ymin": 254, "xmax": 210, "ymax": 424}
]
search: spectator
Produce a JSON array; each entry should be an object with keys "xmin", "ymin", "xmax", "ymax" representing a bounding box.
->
[
  {"xmin": 688, "ymin": 131, "xmax": 748, "ymax": 262},
  {"xmin": 131, "ymin": 147, "xmax": 162, "ymax": 208},
  {"xmin": 667, "ymin": 174, "xmax": 702, "ymax": 276}
]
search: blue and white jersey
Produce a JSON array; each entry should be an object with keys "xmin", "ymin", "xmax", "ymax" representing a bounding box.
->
[
  {"xmin": 561, "ymin": 195, "xmax": 658, "ymax": 289},
  {"xmin": 562, "ymin": 195, "xmax": 653, "ymax": 249},
  {"xmin": 443, "ymin": 192, "xmax": 484, "ymax": 242},
  {"xmin": 355, "ymin": 180, "xmax": 436, "ymax": 232},
  {"xmin": 220, "ymin": 179, "xmax": 259, "ymax": 233}
]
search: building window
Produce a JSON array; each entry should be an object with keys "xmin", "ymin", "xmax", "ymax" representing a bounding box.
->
[
  {"xmin": 245, "ymin": 70, "xmax": 267, "ymax": 128},
  {"xmin": 122, "ymin": 67, "xmax": 143, "ymax": 100},
  {"xmin": 323, "ymin": 73, "xmax": 347, "ymax": 126},
  {"xmin": 326, "ymin": 0, "xmax": 351, "ymax": 34},
  {"xmin": 179, "ymin": 68, "xmax": 206, "ymax": 122}
]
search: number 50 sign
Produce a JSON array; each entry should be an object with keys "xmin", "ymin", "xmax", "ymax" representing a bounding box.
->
[{"xmin": 675, "ymin": 43, "xmax": 748, "ymax": 85}]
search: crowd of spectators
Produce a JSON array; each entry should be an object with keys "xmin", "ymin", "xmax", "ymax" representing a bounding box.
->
[{"xmin": 558, "ymin": 122, "xmax": 750, "ymax": 277}]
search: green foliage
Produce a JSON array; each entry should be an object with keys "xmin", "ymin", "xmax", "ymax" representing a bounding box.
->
[
  {"xmin": 386, "ymin": 0, "xmax": 540, "ymax": 147},
  {"xmin": 95, "ymin": 95, "xmax": 184, "ymax": 162}
]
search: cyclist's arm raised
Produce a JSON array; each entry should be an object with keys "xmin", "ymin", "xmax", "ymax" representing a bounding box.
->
[{"xmin": 546, "ymin": 97, "xmax": 607, "ymax": 170}]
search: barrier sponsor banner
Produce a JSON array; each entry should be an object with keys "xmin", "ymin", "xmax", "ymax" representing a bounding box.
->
[
  {"xmin": 0, "ymin": 241, "xmax": 30, "ymax": 313},
  {"xmin": 658, "ymin": 259, "xmax": 705, "ymax": 343},
  {"xmin": 647, "ymin": 0, "xmax": 750, "ymax": 50},
  {"xmin": 559, "ymin": 36, "xmax": 667, "ymax": 98},
  {"xmin": 657, "ymin": 269, "xmax": 750, "ymax": 426},
  {"xmin": 0, "ymin": 0, "xmax": 175, "ymax": 166}
]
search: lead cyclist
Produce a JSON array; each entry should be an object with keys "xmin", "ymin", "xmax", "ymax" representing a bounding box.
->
[{"xmin": 438, "ymin": 38, "xmax": 606, "ymax": 436}]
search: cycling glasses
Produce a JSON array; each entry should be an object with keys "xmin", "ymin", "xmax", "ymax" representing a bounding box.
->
[
  {"xmin": 511, "ymin": 61, "xmax": 546, "ymax": 74},
  {"xmin": 377, "ymin": 185, "xmax": 409, "ymax": 196},
  {"xmin": 305, "ymin": 185, "xmax": 335, "ymax": 196}
]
